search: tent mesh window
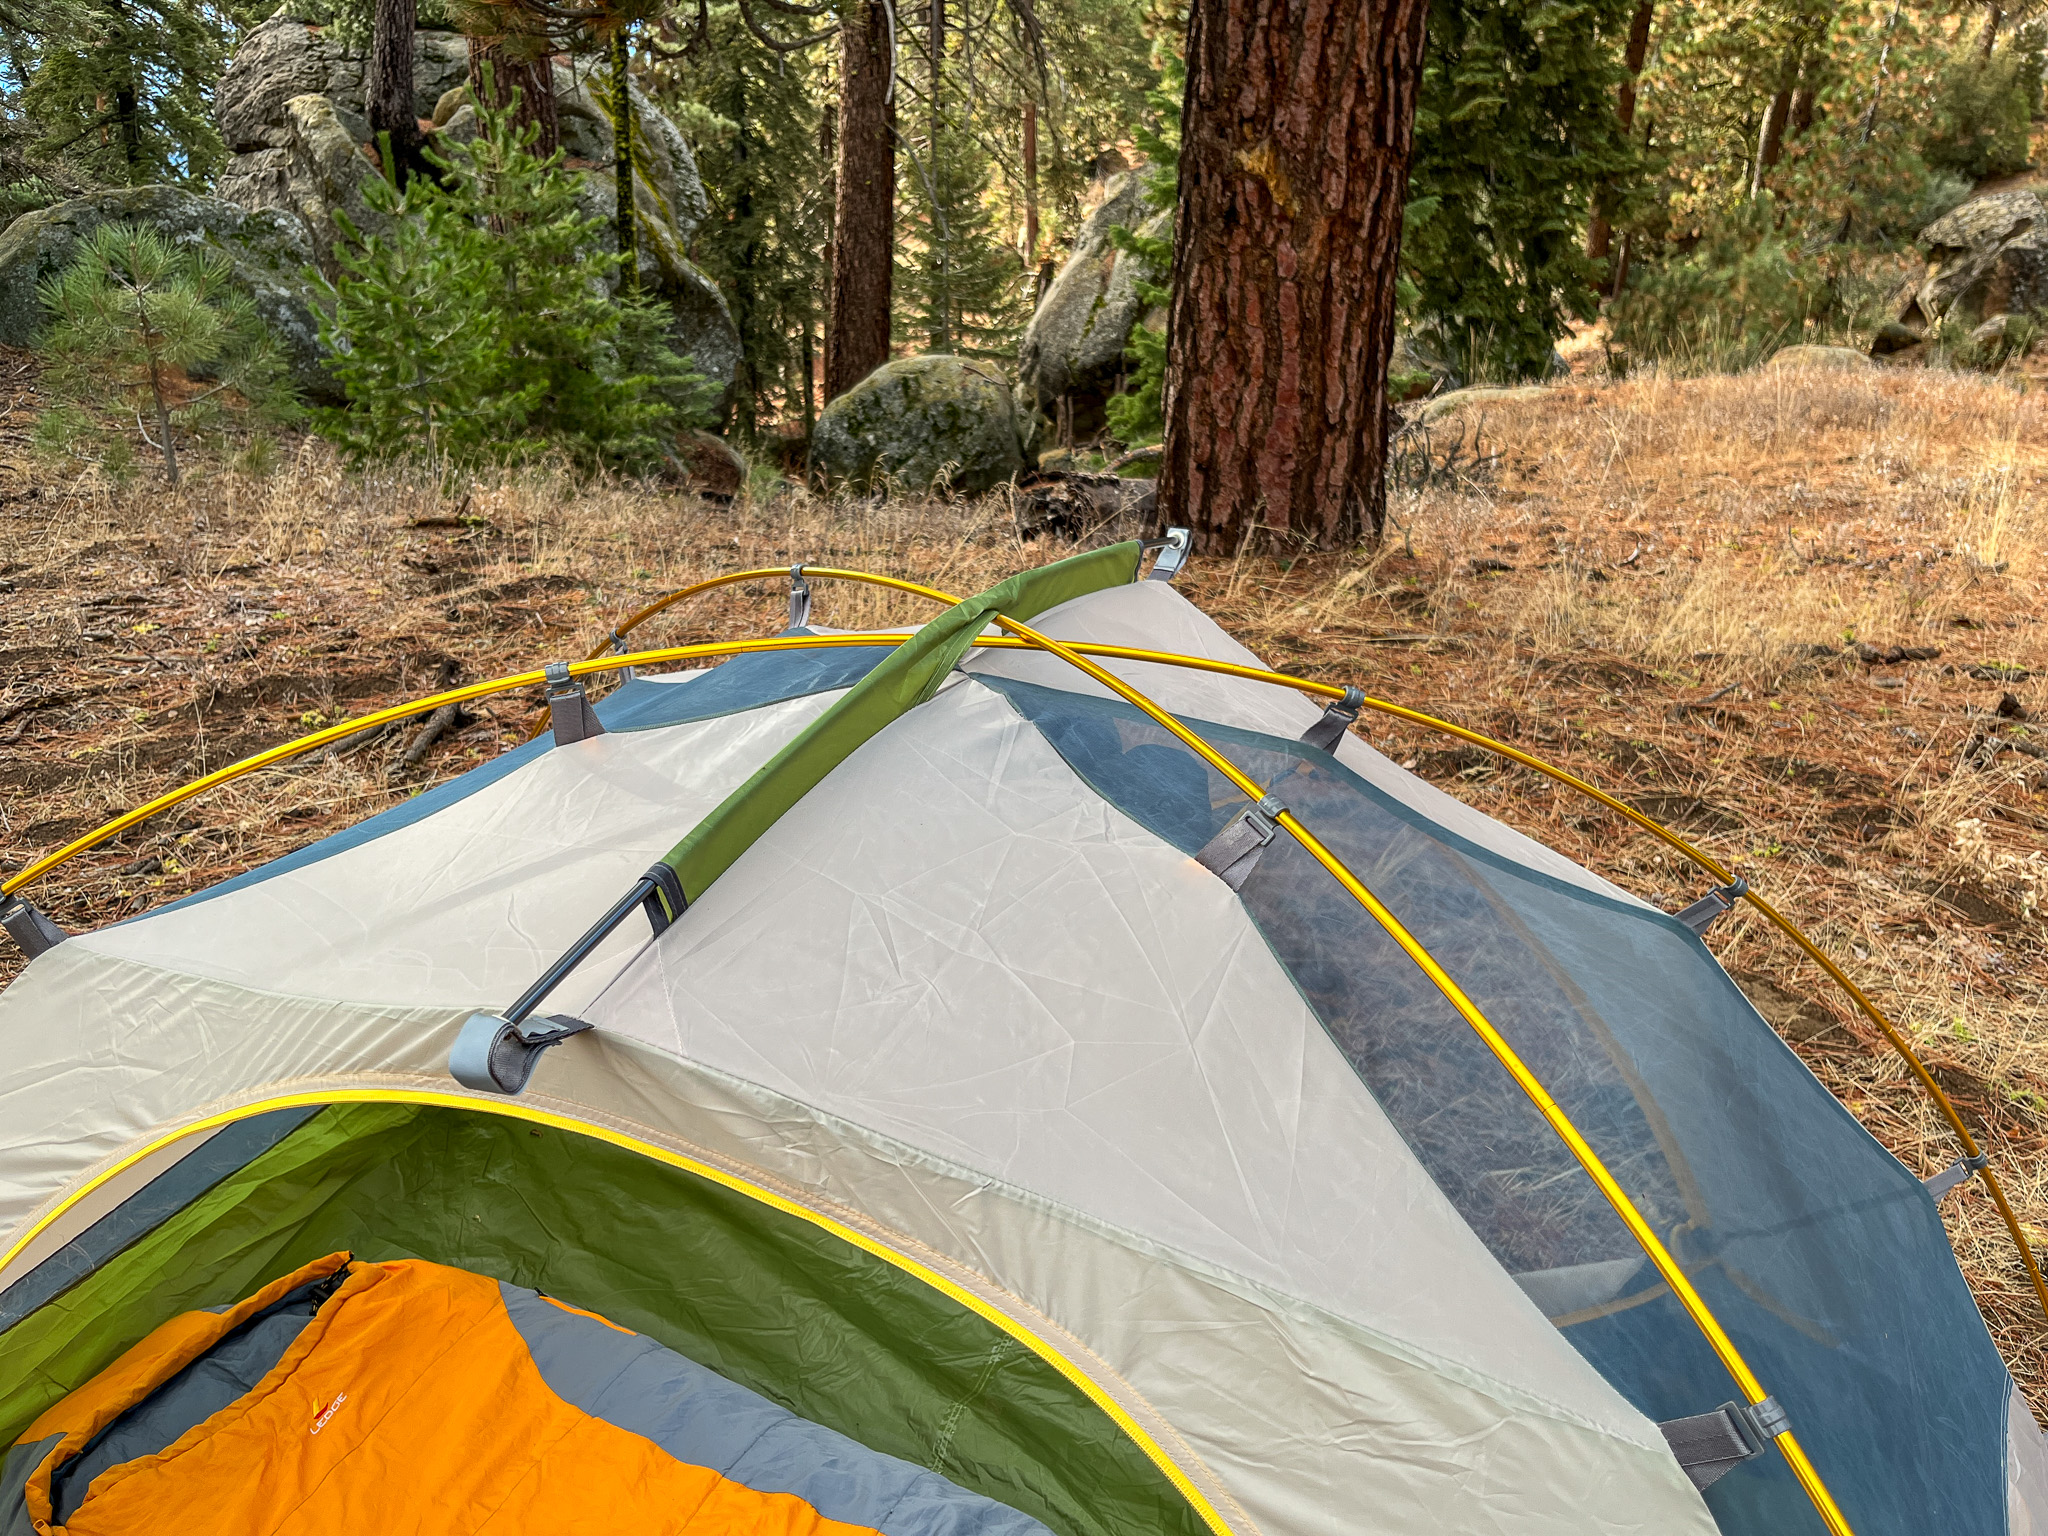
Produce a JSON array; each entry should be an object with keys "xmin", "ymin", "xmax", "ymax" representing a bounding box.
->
[{"xmin": 982, "ymin": 675, "xmax": 2010, "ymax": 1536}]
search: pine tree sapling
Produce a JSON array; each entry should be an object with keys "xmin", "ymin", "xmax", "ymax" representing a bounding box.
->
[
  {"xmin": 314, "ymin": 83, "xmax": 716, "ymax": 470},
  {"xmin": 39, "ymin": 223, "xmax": 295, "ymax": 484}
]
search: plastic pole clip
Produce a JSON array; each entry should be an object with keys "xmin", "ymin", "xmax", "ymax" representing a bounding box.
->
[
  {"xmin": 447, "ymin": 864, "xmax": 685, "ymax": 1096},
  {"xmin": 1923, "ymin": 1149, "xmax": 1993, "ymax": 1201},
  {"xmin": 0, "ymin": 893, "xmax": 67, "ymax": 958},
  {"xmin": 544, "ymin": 662, "xmax": 606, "ymax": 746},
  {"xmin": 1674, "ymin": 875, "xmax": 1749, "ymax": 936},
  {"xmin": 450, "ymin": 1012, "xmax": 594, "ymax": 1096},
  {"xmin": 787, "ymin": 566, "xmax": 813, "ymax": 632},
  {"xmin": 609, "ymin": 629, "xmax": 638, "ymax": 682},
  {"xmin": 1300, "ymin": 686, "xmax": 1366, "ymax": 753},
  {"xmin": 1195, "ymin": 793, "xmax": 1287, "ymax": 892},
  {"xmin": 1144, "ymin": 528, "xmax": 1191, "ymax": 583}
]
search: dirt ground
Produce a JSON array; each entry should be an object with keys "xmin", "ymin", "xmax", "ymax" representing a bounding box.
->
[{"xmin": 2, "ymin": 353, "xmax": 2045, "ymax": 1409}]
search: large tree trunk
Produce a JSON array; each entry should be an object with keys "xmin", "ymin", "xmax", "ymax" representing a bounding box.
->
[
  {"xmin": 826, "ymin": 0, "xmax": 894, "ymax": 400},
  {"xmin": 1158, "ymin": 0, "xmax": 1428, "ymax": 551},
  {"xmin": 1585, "ymin": 0, "xmax": 1654, "ymax": 274},
  {"xmin": 369, "ymin": 0, "xmax": 425, "ymax": 186},
  {"xmin": 466, "ymin": 37, "xmax": 560, "ymax": 158}
]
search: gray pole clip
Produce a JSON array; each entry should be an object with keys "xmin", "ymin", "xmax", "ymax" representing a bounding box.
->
[
  {"xmin": 1923, "ymin": 1149, "xmax": 1993, "ymax": 1201},
  {"xmin": 1674, "ymin": 875, "xmax": 1749, "ymax": 936},
  {"xmin": 1657, "ymin": 1396, "xmax": 1789, "ymax": 1491},
  {"xmin": 787, "ymin": 565, "xmax": 813, "ymax": 631},
  {"xmin": 450, "ymin": 1012, "xmax": 594, "ymax": 1096},
  {"xmin": 1196, "ymin": 793, "xmax": 1287, "ymax": 891},
  {"xmin": 609, "ymin": 629, "xmax": 638, "ymax": 682},
  {"xmin": 1144, "ymin": 528, "xmax": 1191, "ymax": 583},
  {"xmin": 544, "ymin": 662, "xmax": 606, "ymax": 746},
  {"xmin": 1300, "ymin": 686, "xmax": 1366, "ymax": 753},
  {"xmin": 448, "ymin": 863, "xmax": 685, "ymax": 1096},
  {"xmin": 0, "ymin": 893, "xmax": 67, "ymax": 958}
]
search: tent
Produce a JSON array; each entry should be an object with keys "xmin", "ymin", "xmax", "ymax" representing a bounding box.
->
[{"xmin": 1, "ymin": 539, "xmax": 2043, "ymax": 1536}]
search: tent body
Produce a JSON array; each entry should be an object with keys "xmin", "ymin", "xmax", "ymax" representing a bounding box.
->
[{"xmin": 1, "ymin": 565, "xmax": 2042, "ymax": 1536}]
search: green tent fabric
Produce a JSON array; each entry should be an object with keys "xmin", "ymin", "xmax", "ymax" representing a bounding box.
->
[
  {"xmin": 659, "ymin": 541, "xmax": 1142, "ymax": 906},
  {"xmin": 0, "ymin": 1104, "xmax": 1200, "ymax": 1536}
]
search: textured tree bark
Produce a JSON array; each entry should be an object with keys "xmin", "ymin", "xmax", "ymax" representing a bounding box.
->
[
  {"xmin": 369, "ymin": 0, "xmax": 425, "ymax": 186},
  {"xmin": 1585, "ymin": 0, "xmax": 1655, "ymax": 270},
  {"xmin": 466, "ymin": 37, "xmax": 560, "ymax": 159},
  {"xmin": 826, "ymin": 0, "xmax": 894, "ymax": 400},
  {"xmin": 1159, "ymin": 0, "xmax": 1428, "ymax": 551}
]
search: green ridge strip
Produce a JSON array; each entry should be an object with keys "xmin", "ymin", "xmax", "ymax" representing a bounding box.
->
[{"xmin": 659, "ymin": 541, "xmax": 1143, "ymax": 905}]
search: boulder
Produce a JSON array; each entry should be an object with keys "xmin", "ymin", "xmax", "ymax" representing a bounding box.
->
[
  {"xmin": 1017, "ymin": 171, "xmax": 1166, "ymax": 434},
  {"xmin": 812, "ymin": 355, "xmax": 1026, "ymax": 495},
  {"xmin": 0, "ymin": 185, "xmax": 336, "ymax": 401},
  {"xmin": 210, "ymin": 24, "xmax": 739, "ymax": 390},
  {"xmin": 1765, "ymin": 344, "xmax": 1873, "ymax": 373},
  {"xmin": 676, "ymin": 428, "xmax": 746, "ymax": 498},
  {"xmin": 215, "ymin": 14, "xmax": 467, "ymax": 154},
  {"xmin": 1894, "ymin": 191, "xmax": 2048, "ymax": 334},
  {"xmin": 215, "ymin": 94, "xmax": 385, "ymax": 279}
]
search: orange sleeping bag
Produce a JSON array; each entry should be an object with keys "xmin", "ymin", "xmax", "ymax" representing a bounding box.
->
[{"xmin": 2, "ymin": 1253, "xmax": 1053, "ymax": 1536}]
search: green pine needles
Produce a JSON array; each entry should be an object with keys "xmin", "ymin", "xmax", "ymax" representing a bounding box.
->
[
  {"xmin": 38, "ymin": 223, "xmax": 294, "ymax": 486},
  {"xmin": 313, "ymin": 88, "xmax": 718, "ymax": 473}
]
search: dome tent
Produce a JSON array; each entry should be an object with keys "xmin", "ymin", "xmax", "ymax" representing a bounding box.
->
[{"xmin": 0, "ymin": 541, "xmax": 2042, "ymax": 1536}]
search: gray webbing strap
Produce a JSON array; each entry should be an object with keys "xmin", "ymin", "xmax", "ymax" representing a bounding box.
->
[
  {"xmin": 787, "ymin": 566, "xmax": 813, "ymax": 631},
  {"xmin": 0, "ymin": 894, "xmax": 66, "ymax": 958},
  {"xmin": 1924, "ymin": 1151, "xmax": 1991, "ymax": 1200},
  {"xmin": 1674, "ymin": 875, "xmax": 1748, "ymax": 936},
  {"xmin": 1300, "ymin": 687, "xmax": 1365, "ymax": 753},
  {"xmin": 545, "ymin": 662, "xmax": 606, "ymax": 746},
  {"xmin": 1195, "ymin": 795, "xmax": 1285, "ymax": 891},
  {"xmin": 1658, "ymin": 1398, "xmax": 1784, "ymax": 1490}
]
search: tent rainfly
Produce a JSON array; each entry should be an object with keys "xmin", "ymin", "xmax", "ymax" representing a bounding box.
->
[{"xmin": 1, "ymin": 540, "xmax": 2044, "ymax": 1536}]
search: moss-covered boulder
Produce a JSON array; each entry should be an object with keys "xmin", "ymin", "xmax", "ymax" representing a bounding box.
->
[
  {"xmin": 0, "ymin": 185, "xmax": 335, "ymax": 401},
  {"xmin": 813, "ymin": 356, "xmax": 1026, "ymax": 495}
]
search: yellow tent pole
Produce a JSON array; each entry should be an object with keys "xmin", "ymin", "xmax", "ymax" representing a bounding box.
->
[
  {"xmin": 987, "ymin": 612, "xmax": 1858, "ymax": 1536},
  {"xmin": 962, "ymin": 637, "xmax": 2048, "ymax": 1327},
  {"xmin": 0, "ymin": 634, "xmax": 911, "ymax": 899},
  {"xmin": 575, "ymin": 567, "xmax": 961, "ymax": 666},
  {"xmin": 11, "ymin": 621, "xmax": 2034, "ymax": 1336}
]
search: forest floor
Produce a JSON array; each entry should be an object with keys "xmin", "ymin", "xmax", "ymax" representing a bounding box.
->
[{"xmin": 2, "ymin": 352, "xmax": 2045, "ymax": 1409}]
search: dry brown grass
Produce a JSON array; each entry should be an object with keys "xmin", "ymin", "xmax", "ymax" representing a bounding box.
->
[{"xmin": 2, "ymin": 354, "xmax": 2045, "ymax": 1411}]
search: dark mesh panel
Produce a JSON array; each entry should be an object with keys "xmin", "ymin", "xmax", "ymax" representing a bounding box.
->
[{"xmin": 984, "ymin": 675, "xmax": 2011, "ymax": 1536}]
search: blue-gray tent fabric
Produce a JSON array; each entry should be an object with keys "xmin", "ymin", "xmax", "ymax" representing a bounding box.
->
[
  {"xmin": 499, "ymin": 1283, "xmax": 1053, "ymax": 1536},
  {"xmin": 150, "ymin": 646, "xmax": 889, "ymax": 916},
  {"xmin": 979, "ymin": 675, "xmax": 2010, "ymax": 1536},
  {"xmin": 0, "ymin": 1108, "xmax": 321, "ymax": 1335}
]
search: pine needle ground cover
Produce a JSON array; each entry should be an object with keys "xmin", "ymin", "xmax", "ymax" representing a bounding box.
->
[{"xmin": 1, "ymin": 351, "xmax": 2043, "ymax": 1414}]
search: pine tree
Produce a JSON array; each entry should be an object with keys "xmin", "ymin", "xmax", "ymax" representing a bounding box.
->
[
  {"xmin": 650, "ymin": 3, "xmax": 829, "ymax": 440},
  {"xmin": 20, "ymin": 0, "xmax": 231, "ymax": 186},
  {"xmin": 314, "ymin": 88, "xmax": 716, "ymax": 469},
  {"xmin": 39, "ymin": 222, "xmax": 292, "ymax": 484},
  {"xmin": 1401, "ymin": 0, "xmax": 1641, "ymax": 381},
  {"xmin": 895, "ymin": 115, "xmax": 1028, "ymax": 359}
]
